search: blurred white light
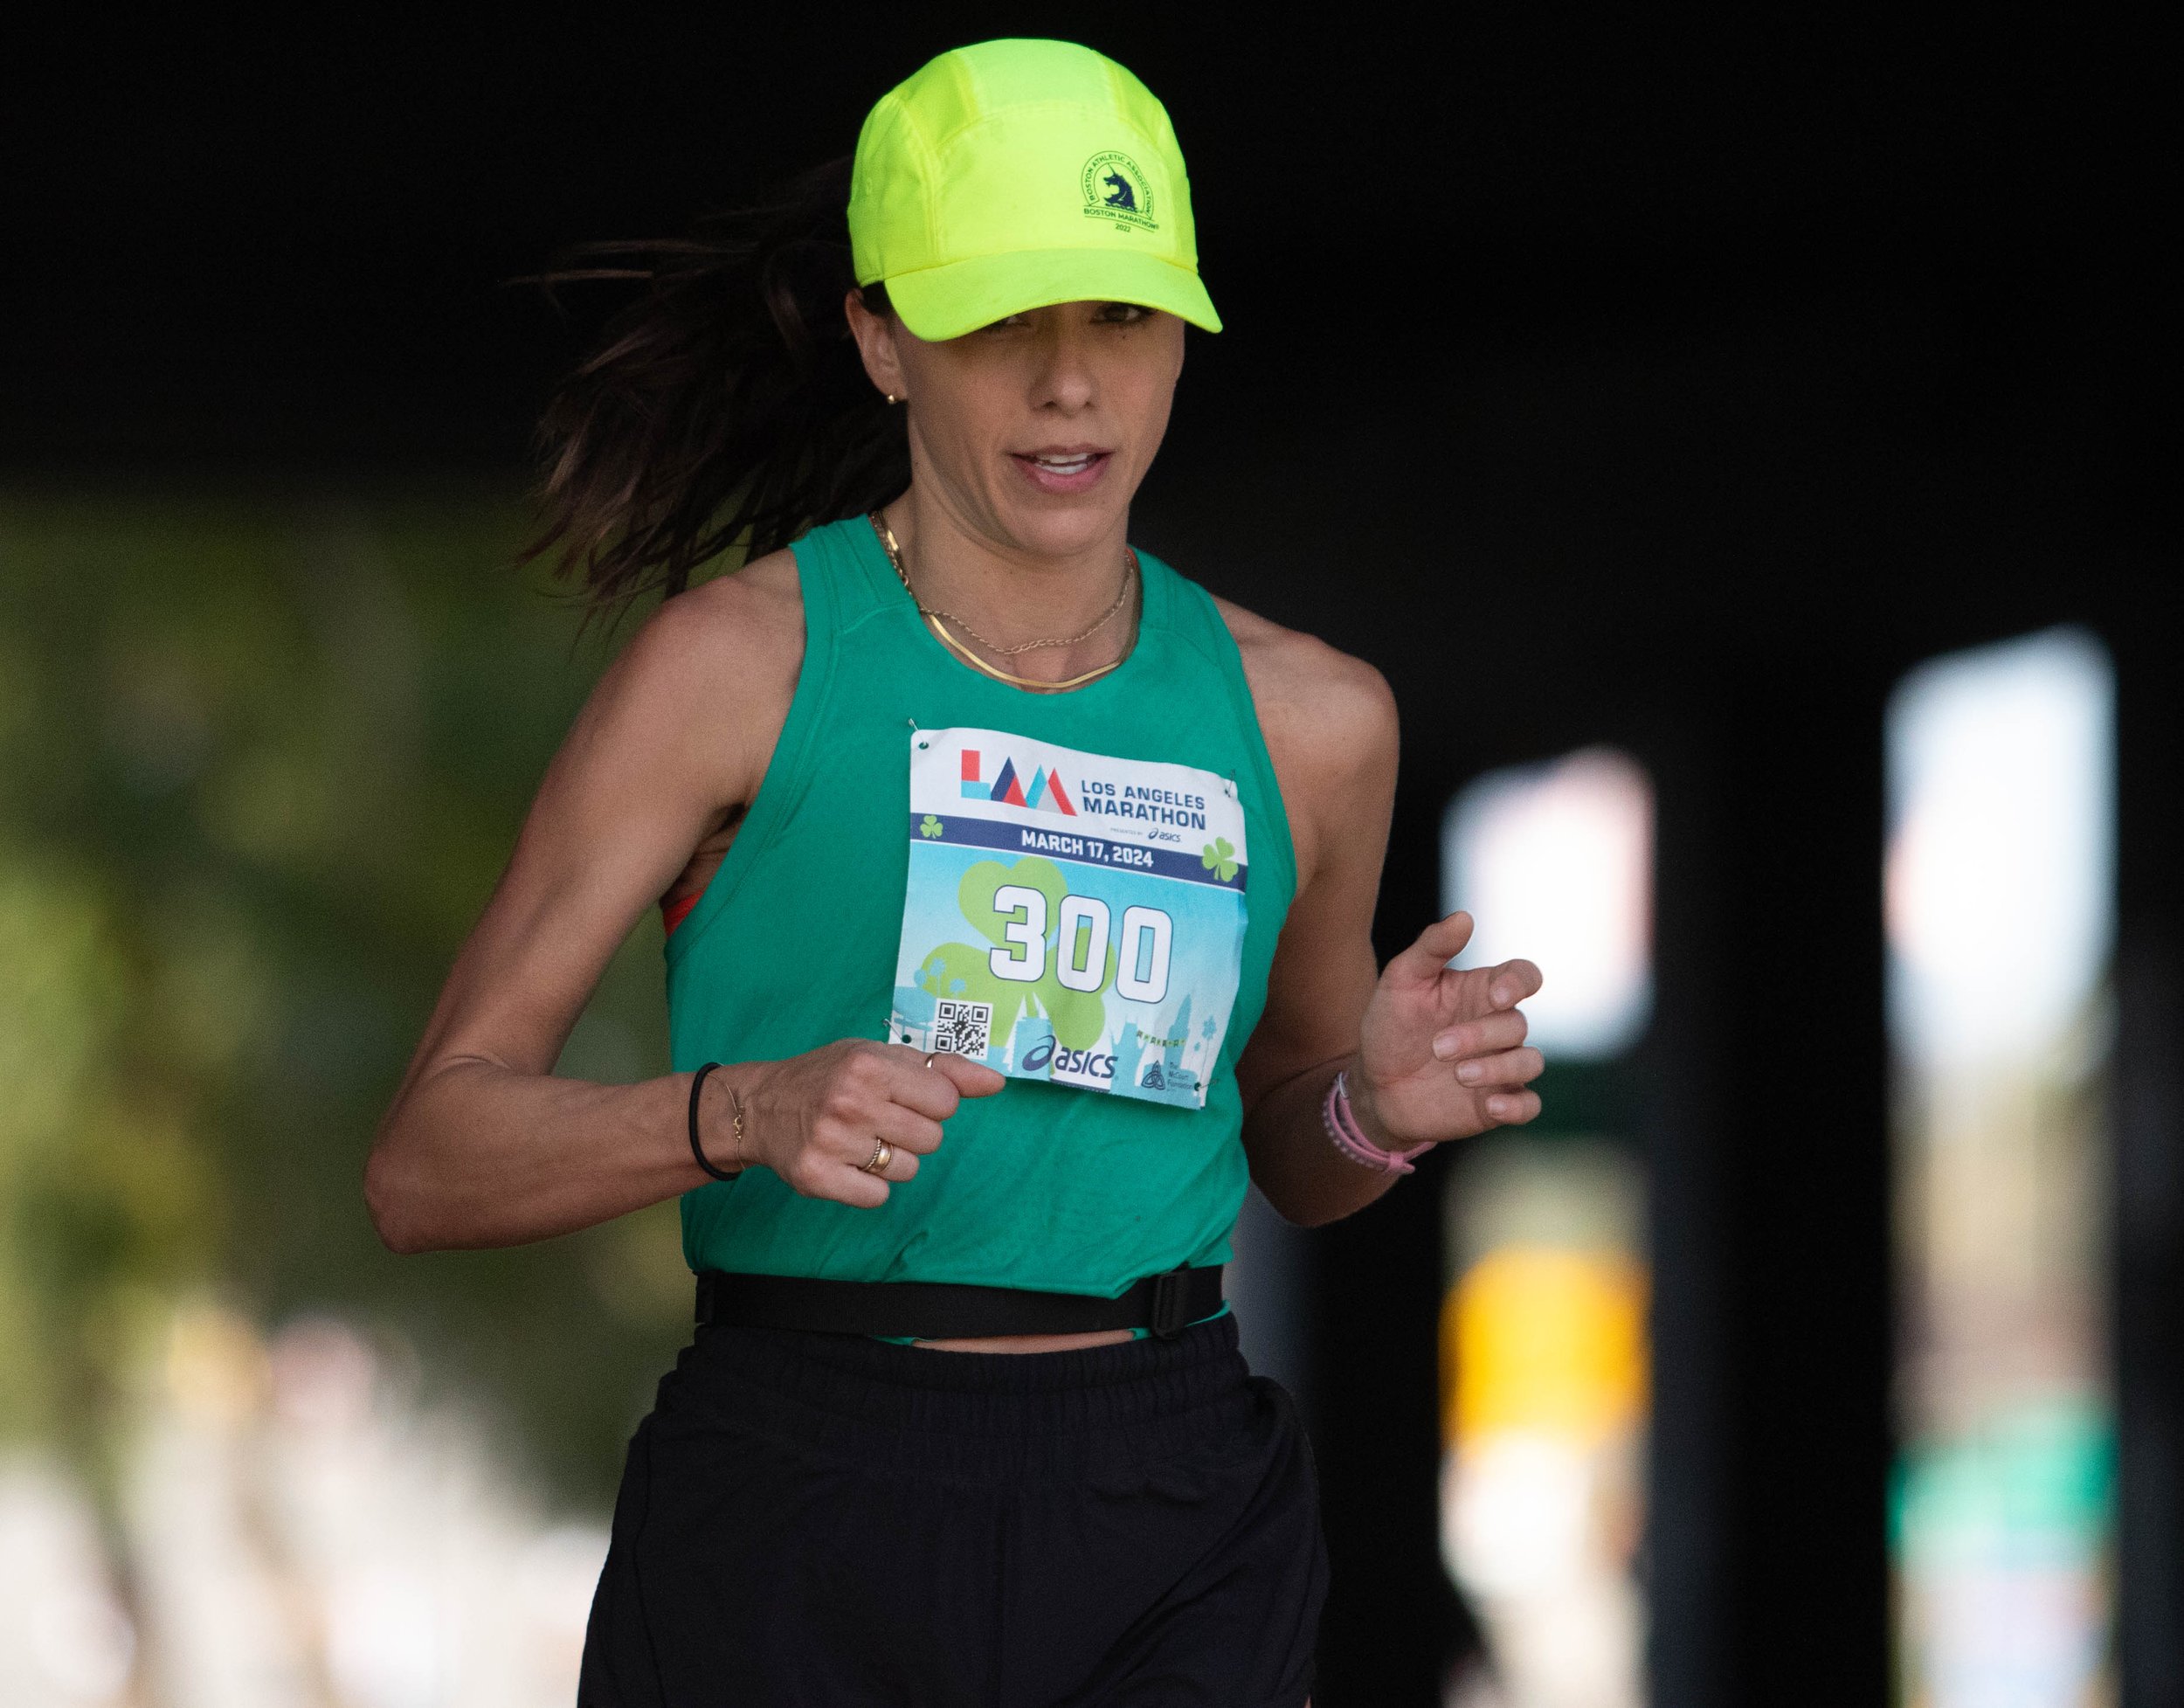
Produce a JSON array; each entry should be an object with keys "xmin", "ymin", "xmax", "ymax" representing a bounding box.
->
[
  {"xmin": 1, "ymin": 1459, "xmax": 137, "ymax": 1705},
  {"xmin": 1885, "ymin": 628, "xmax": 2113, "ymax": 1068},
  {"xmin": 1445, "ymin": 1433, "xmax": 1593, "ymax": 1597},
  {"xmin": 1444, "ymin": 748, "xmax": 1653, "ymax": 1060},
  {"xmin": 29, "ymin": 1585, "xmax": 137, "ymax": 1701},
  {"xmin": 327, "ymin": 1568, "xmax": 443, "ymax": 1708},
  {"xmin": 125, "ymin": 1303, "xmax": 602, "ymax": 1708}
]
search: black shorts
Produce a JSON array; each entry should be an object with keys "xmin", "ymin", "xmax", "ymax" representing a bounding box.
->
[{"xmin": 577, "ymin": 1311, "xmax": 1326, "ymax": 1707}]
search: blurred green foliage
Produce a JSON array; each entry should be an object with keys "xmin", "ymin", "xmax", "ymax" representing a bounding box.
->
[{"xmin": 0, "ymin": 489, "xmax": 689, "ymax": 1510}]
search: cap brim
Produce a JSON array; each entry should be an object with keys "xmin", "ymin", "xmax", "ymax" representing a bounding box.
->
[{"xmin": 883, "ymin": 246, "xmax": 1221, "ymax": 342}]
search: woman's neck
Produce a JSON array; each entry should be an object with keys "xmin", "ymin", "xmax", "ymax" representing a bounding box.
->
[{"xmin": 880, "ymin": 490, "xmax": 1139, "ymax": 690}]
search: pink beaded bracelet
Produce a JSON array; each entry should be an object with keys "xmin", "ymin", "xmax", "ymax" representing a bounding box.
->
[{"xmin": 1322, "ymin": 1068, "xmax": 1433, "ymax": 1175}]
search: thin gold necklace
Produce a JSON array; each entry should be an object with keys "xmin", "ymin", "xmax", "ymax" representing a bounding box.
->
[{"xmin": 869, "ymin": 512, "xmax": 1137, "ymax": 691}]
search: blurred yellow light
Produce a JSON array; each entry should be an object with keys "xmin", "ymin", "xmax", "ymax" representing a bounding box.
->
[
  {"xmin": 1443, "ymin": 1246, "xmax": 1648, "ymax": 1447},
  {"xmin": 164, "ymin": 1302, "xmax": 268, "ymax": 1425}
]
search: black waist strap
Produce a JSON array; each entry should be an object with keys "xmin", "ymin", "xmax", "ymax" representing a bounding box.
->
[{"xmin": 694, "ymin": 1263, "xmax": 1225, "ymax": 1341}]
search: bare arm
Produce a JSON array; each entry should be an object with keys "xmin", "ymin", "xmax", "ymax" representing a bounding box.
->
[
  {"xmin": 1226, "ymin": 605, "xmax": 1543, "ymax": 1227},
  {"xmin": 363, "ymin": 557, "xmax": 998, "ymax": 1255},
  {"xmin": 1231, "ymin": 622, "xmax": 1406, "ymax": 1224}
]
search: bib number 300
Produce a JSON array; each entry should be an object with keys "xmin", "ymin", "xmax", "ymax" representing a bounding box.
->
[
  {"xmin": 888, "ymin": 728, "xmax": 1248, "ymax": 1109},
  {"xmin": 989, "ymin": 886, "xmax": 1172, "ymax": 1004}
]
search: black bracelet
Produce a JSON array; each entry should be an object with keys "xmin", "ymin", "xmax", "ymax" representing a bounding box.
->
[{"xmin": 687, "ymin": 1061, "xmax": 740, "ymax": 1181}]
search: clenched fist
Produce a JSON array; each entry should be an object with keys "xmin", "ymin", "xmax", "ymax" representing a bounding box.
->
[{"xmin": 703, "ymin": 1041, "xmax": 1006, "ymax": 1207}]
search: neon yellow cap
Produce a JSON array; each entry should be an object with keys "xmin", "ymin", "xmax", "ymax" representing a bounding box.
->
[{"xmin": 848, "ymin": 38, "xmax": 1221, "ymax": 342}]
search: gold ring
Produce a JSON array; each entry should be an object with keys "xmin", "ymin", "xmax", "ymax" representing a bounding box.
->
[
  {"xmin": 923, "ymin": 1053, "xmax": 936, "ymax": 1071},
  {"xmin": 861, "ymin": 1139, "xmax": 893, "ymax": 1175}
]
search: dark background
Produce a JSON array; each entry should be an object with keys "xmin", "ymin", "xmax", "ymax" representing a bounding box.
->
[{"xmin": 9, "ymin": 12, "xmax": 2179, "ymax": 1703}]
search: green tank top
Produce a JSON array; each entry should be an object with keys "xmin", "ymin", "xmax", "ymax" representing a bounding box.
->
[{"xmin": 666, "ymin": 514, "xmax": 1296, "ymax": 1297}]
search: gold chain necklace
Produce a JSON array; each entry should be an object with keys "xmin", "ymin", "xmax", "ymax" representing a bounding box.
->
[{"xmin": 868, "ymin": 511, "xmax": 1137, "ymax": 691}]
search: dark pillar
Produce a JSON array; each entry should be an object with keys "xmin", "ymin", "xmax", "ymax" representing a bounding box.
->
[
  {"xmin": 1655, "ymin": 656, "xmax": 1894, "ymax": 1704},
  {"xmin": 1644, "ymin": 723, "xmax": 1728, "ymax": 1708},
  {"xmin": 2112, "ymin": 617, "xmax": 2184, "ymax": 1707}
]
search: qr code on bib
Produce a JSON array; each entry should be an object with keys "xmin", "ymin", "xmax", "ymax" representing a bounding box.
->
[{"xmin": 932, "ymin": 999, "xmax": 992, "ymax": 1057}]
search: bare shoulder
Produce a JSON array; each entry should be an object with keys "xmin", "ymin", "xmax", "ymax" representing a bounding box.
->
[
  {"xmin": 1210, "ymin": 592, "xmax": 1397, "ymax": 768},
  {"xmin": 1209, "ymin": 592, "xmax": 1398, "ymax": 884},
  {"xmin": 570, "ymin": 547, "xmax": 805, "ymax": 819},
  {"xmin": 623, "ymin": 548, "xmax": 803, "ymax": 681},
  {"xmin": 597, "ymin": 549, "xmax": 803, "ymax": 732}
]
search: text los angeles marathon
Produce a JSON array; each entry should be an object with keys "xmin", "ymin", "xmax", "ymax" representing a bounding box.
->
[{"xmin": 1075, "ymin": 778, "xmax": 1208, "ymax": 828}]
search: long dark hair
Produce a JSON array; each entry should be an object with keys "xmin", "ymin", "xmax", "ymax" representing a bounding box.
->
[{"xmin": 522, "ymin": 156, "xmax": 907, "ymax": 626}]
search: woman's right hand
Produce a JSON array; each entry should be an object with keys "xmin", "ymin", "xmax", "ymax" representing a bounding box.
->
[{"xmin": 708, "ymin": 1042, "xmax": 1006, "ymax": 1207}]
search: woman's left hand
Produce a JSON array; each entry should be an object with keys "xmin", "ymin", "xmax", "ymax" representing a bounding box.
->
[{"xmin": 1351, "ymin": 910, "xmax": 1545, "ymax": 1150}]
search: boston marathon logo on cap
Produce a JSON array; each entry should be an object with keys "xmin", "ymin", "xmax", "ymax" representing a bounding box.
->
[{"xmin": 1081, "ymin": 151, "xmax": 1158, "ymax": 232}]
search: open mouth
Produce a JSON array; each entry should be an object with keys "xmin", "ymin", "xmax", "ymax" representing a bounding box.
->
[{"xmin": 1011, "ymin": 448, "xmax": 1112, "ymax": 492}]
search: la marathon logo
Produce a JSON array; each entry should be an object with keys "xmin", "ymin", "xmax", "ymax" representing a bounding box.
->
[
  {"xmin": 1081, "ymin": 151, "xmax": 1158, "ymax": 232},
  {"xmin": 961, "ymin": 748, "xmax": 1077, "ymax": 814}
]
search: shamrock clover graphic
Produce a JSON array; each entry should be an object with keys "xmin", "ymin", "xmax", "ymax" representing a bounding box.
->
[
  {"xmin": 920, "ymin": 814, "xmax": 944, "ymax": 839},
  {"xmin": 1200, "ymin": 837, "xmax": 1238, "ymax": 882}
]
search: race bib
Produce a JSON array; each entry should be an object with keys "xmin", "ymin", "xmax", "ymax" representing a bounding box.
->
[{"xmin": 888, "ymin": 727, "xmax": 1249, "ymax": 1109}]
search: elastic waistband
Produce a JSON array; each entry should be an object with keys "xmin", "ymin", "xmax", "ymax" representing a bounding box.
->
[{"xmin": 666, "ymin": 1311, "xmax": 1253, "ymax": 1484}]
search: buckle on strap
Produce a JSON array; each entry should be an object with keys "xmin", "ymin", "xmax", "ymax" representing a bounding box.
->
[{"xmin": 1148, "ymin": 1267, "xmax": 1192, "ymax": 1339}]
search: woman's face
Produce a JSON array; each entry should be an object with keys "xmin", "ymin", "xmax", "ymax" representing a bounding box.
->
[{"xmin": 847, "ymin": 295, "xmax": 1185, "ymax": 560}]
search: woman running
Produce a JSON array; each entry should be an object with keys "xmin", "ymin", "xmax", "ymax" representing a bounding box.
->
[{"xmin": 366, "ymin": 38, "xmax": 1542, "ymax": 1706}]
